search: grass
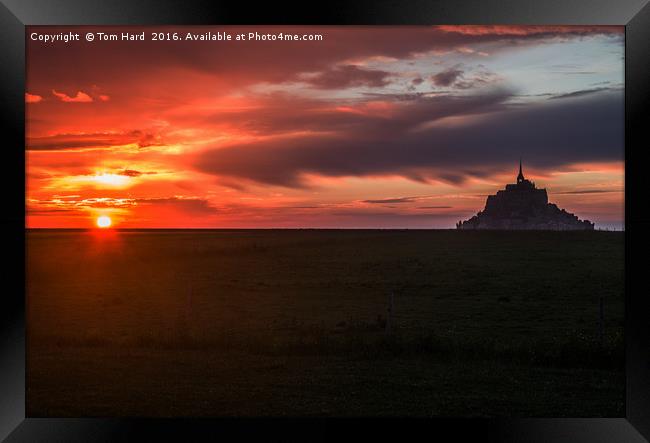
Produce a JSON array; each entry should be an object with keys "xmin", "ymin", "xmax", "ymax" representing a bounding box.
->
[{"xmin": 26, "ymin": 229, "xmax": 624, "ymax": 416}]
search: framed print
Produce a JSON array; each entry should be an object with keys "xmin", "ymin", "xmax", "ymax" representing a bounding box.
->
[{"xmin": 1, "ymin": 0, "xmax": 649, "ymax": 441}]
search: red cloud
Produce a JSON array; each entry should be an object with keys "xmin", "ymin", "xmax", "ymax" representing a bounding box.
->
[
  {"xmin": 25, "ymin": 93, "xmax": 43, "ymax": 103},
  {"xmin": 436, "ymin": 25, "xmax": 622, "ymax": 37},
  {"xmin": 52, "ymin": 90, "xmax": 93, "ymax": 102},
  {"xmin": 27, "ymin": 130, "xmax": 162, "ymax": 151}
]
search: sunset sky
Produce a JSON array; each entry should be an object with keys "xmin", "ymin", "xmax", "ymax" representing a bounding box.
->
[{"xmin": 26, "ymin": 26, "xmax": 624, "ymax": 229}]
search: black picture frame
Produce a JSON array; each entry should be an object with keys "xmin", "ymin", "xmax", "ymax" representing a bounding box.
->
[{"xmin": 2, "ymin": 0, "xmax": 649, "ymax": 441}]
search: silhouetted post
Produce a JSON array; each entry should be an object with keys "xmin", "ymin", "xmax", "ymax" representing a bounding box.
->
[
  {"xmin": 598, "ymin": 296, "xmax": 604, "ymax": 346},
  {"xmin": 386, "ymin": 292, "xmax": 394, "ymax": 336}
]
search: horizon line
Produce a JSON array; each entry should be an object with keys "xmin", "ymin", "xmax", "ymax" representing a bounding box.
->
[{"xmin": 25, "ymin": 227, "xmax": 625, "ymax": 231}]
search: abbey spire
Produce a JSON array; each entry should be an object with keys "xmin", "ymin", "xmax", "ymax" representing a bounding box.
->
[{"xmin": 517, "ymin": 158, "xmax": 525, "ymax": 184}]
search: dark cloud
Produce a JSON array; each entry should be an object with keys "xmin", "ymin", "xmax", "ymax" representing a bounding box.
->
[
  {"xmin": 287, "ymin": 206, "xmax": 322, "ymax": 209},
  {"xmin": 195, "ymin": 90, "xmax": 623, "ymax": 187},
  {"xmin": 208, "ymin": 89, "xmax": 509, "ymax": 141},
  {"xmin": 361, "ymin": 196, "xmax": 453, "ymax": 206},
  {"xmin": 553, "ymin": 71, "xmax": 598, "ymax": 75},
  {"xmin": 363, "ymin": 197, "xmax": 418, "ymax": 204},
  {"xmin": 27, "ymin": 133, "xmax": 127, "ymax": 150},
  {"xmin": 28, "ymin": 172, "xmax": 52, "ymax": 180},
  {"xmin": 195, "ymin": 89, "xmax": 513, "ymax": 187},
  {"xmin": 431, "ymin": 64, "xmax": 499, "ymax": 90},
  {"xmin": 455, "ymin": 66, "xmax": 499, "ymax": 89},
  {"xmin": 418, "ymin": 206, "xmax": 453, "ymax": 209},
  {"xmin": 118, "ymin": 169, "xmax": 157, "ymax": 177},
  {"xmin": 431, "ymin": 67, "xmax": 464, "ymax": 87},
  {"xmin": 514, "ymin": 92, "xmax": 554, "ymax": 98},
  {"xmin": 26, "ymin": 208, "xmax": 76, "ymax": 215},
  {"xmin": 549, "ymin": 87, "xmax": 614, "ymax": 100},
  {"xmin": 119, "ymin": 169, "xmax": 144, "ymax": 177},
  {"xmin": 27, "ymin": 130, "xmax": 161, "ymax": 151},
  {"xmin": 361, "ymin": 91, "xmax": 432, "ymax": 101},
  {"xmin": 134, "ymin": 197, "xmax": 218, "ymax": 214},
  {"xmin": 305, "ymin": 65, "xmax": 392, "ymax": 89},
  {"xmin": 134, "ymin": 132, "xmax": 163, "ymax": 148}
]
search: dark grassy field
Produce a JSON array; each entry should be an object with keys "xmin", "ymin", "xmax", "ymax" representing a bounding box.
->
[{"xmin": 26, "ymin": 229, "xmax": 625, "ymax": 417}]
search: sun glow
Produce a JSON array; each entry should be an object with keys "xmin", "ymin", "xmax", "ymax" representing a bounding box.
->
[
  {"xmin": 91, "ymin": 173, "xmax": 130, "ymax": 186},
  {"xmin": 59, "ymin": 173, "xmax": 132, "ymax": 190},
  {"xmin": 96, "ymin": 215, "xmax": 112, "ymax": 228}
]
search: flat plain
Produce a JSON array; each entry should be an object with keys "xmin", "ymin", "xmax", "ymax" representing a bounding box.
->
[{"xmin": 26, "ymin": 229, "xmax": 625, "ymax": 416}]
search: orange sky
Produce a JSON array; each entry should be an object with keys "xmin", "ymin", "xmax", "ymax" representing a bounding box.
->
[{"xmin": 26, "ymin": 26, "xmax": 624, "ymax": 229}]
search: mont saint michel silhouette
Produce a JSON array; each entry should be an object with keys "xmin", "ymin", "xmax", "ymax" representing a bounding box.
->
[{"xmin": 457, "ymin": 161, "xmax": 595, "ymax": 230}]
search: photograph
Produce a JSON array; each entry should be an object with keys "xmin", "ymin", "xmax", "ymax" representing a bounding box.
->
[{"xmin": 25, "ymin": 25, "xmax": 625, "ymax": 417}]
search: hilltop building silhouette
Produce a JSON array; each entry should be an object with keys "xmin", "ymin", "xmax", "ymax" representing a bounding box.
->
[{"xmin": 457, "ymin": 160, "xmax": 595, "ymax": 230}]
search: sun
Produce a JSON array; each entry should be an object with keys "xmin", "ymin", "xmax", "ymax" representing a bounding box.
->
[{"xmin": 96, "ymin": 215, "xmax": 112, "ymax": 228}]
